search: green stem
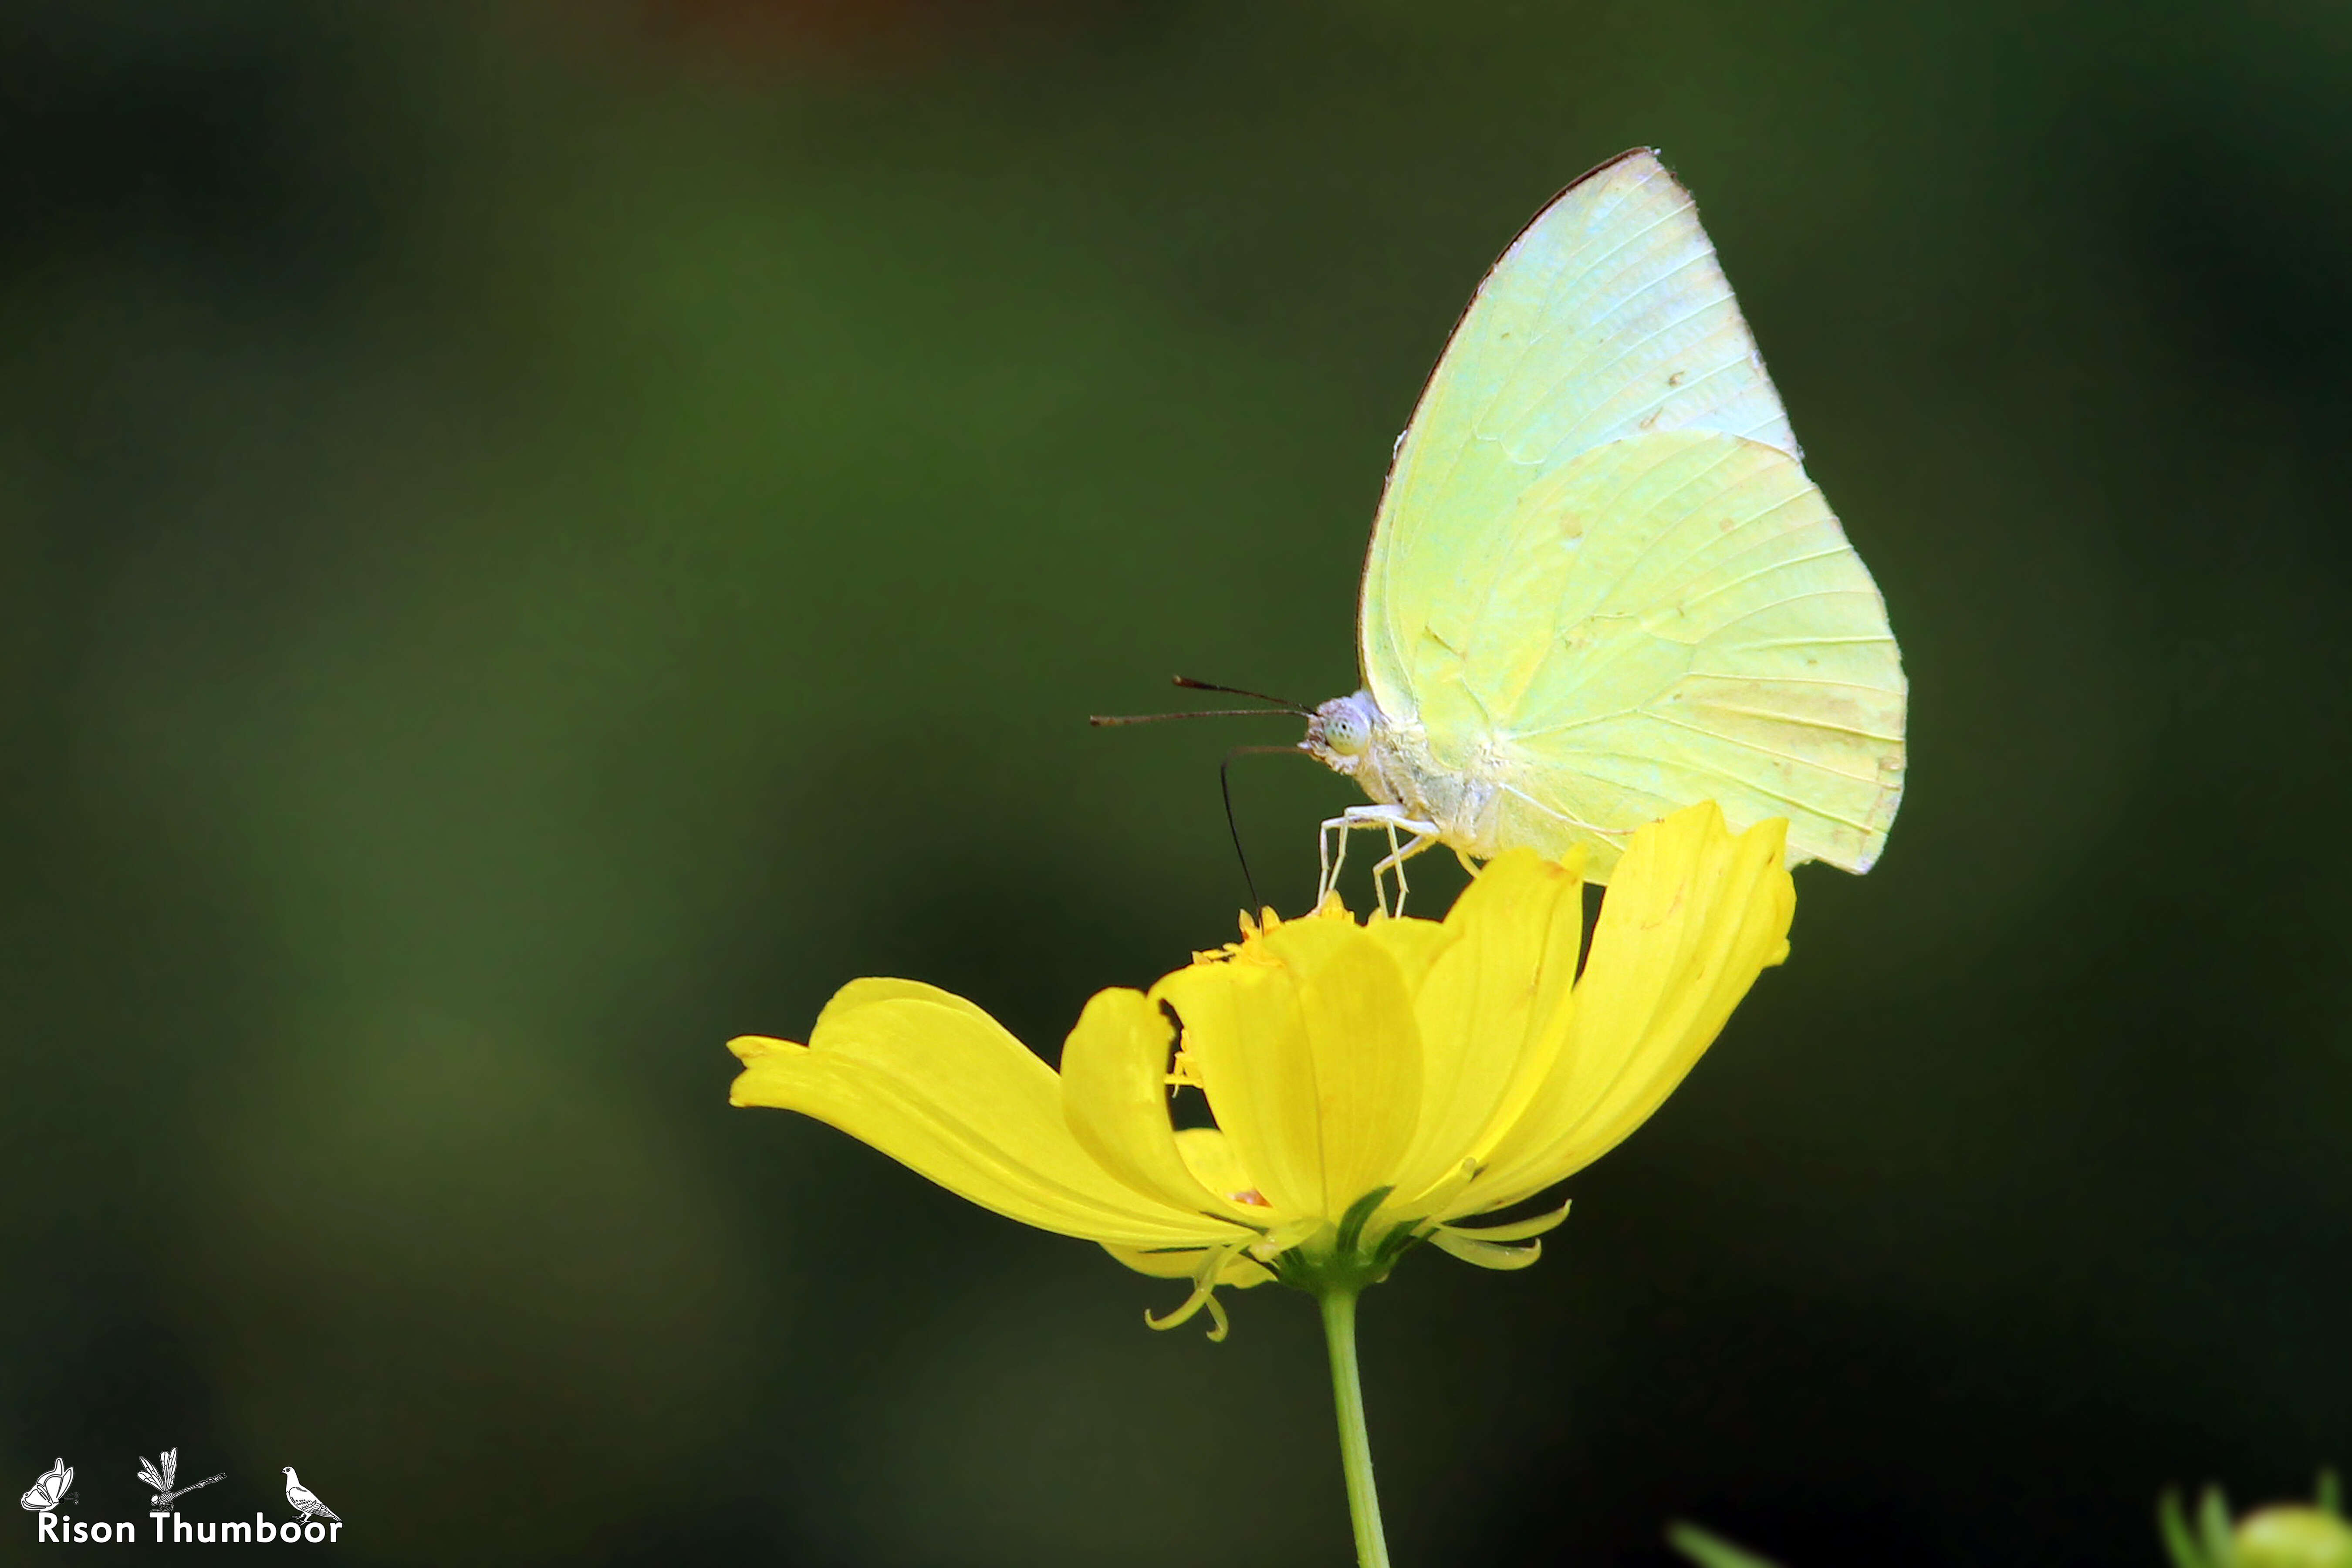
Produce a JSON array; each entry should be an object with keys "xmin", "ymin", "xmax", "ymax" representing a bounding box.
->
[{"xmin": 1319, "ymin": 1286, "xmax": 1392, "ymax": 1568}]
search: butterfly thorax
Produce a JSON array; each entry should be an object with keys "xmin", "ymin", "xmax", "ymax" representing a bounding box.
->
[{"xmin": 1303, "ymin": 690, "xmax": 1510, "ymax": 858}]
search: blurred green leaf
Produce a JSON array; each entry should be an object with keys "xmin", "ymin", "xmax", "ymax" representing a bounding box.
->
[
  {"xmin": 2206, "ymin": 1487, "xmax": 2248, "ymax": 1568},
  {"xmin": 1669, "ymin": 1521, "xmax": 1787, "ymax": 1568},
  {"xmin": 2164, "ymin": 1490, "xmax": 2215, "ymax": 1568}
]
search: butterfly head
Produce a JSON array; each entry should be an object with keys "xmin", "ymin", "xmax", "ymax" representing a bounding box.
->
[{"xmin": 1304, "ymin": 693, "xmax": 1376, "ymax": 768}]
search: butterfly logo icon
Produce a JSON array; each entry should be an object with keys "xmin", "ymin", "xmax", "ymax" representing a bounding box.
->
[{"xmin": 18, "ymin": 1458, "xmax": 71, "ymax": 1512}]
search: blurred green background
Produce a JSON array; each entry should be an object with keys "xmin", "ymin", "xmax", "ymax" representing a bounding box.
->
[{"xmin": 3, "ymin": 1, "xmax": 2347, "ymax": 1563}]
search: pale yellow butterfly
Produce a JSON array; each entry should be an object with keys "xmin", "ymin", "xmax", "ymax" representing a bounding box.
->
[{"xmin": 1304, "ymin": 148, "xmax": 1906, "ymax": 904}]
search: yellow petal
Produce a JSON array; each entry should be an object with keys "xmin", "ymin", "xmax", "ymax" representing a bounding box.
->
[
  {"xmin": 729, "ymin": 978, "xmax": 1229, "ymax": 1247},
  {"xmin": 1152, "ymin": 919, "xmax": 1423, "ymax": 1222},
  {"xmin": 1101, "ymin": 1241, "xmax": 1213, "ymax": 1279},
  {"xmin": 1169, "ymin": 1126, "xmax": 1266, "ymax": 1205},
  {"xmin": 1388, "ymin": 848, "xmax": 1588, "ymax": 1206},
  {"xmin": 1357, "ymin": 909, "xmax": 1460, "ymax": 994},
  {"xmin": 1060, "ymin": 987, "xmax": 1261, "ymax": 1225},
  {"xmin": 1461, "ymin": 804, "xmax": 1794, "ymax": 1215}
]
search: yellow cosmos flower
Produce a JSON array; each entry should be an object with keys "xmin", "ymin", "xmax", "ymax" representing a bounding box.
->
[{"xmin": 727, "ymin": 800, "xmax": 1795, "ymax": 1337}]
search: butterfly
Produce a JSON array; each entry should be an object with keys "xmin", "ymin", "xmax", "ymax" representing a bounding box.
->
[
  {"xmin": 1301, "ymin": 148, "xmax": 1906, "ymax": 907},
  {"xmin": 20, "ymin": 1457, "xmax": 71, "ymax": 1512}
]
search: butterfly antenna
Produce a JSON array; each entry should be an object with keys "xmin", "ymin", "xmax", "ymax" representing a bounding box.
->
[
  {"xmin": 1221, "ymin": 743, "xmax": 1305, "ymax": 916},
  {"xmin": 1173, "ymin": 675, "xmax": 1311, "ymax": 713},
  {"xmin": 1088, "ymin": 708, "xmax": 1296, "ymax": 726},
  {"xmin": 1089, "ymin": 676, "xmax": 1314, "ymax": 727}
]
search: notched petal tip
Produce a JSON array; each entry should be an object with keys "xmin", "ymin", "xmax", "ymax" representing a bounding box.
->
[
  {"xmin": 727, "ymin": 1034, "xmax": 796, "ymax": 1064},
  {"xmin": 727, "ymin": 1035, "xmax": 809, "ymax": 1106}
]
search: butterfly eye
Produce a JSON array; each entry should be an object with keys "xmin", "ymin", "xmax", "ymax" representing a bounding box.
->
[{"xmin": 1312, "ymin": 698, "xmax": 1372, "ymax": 757}]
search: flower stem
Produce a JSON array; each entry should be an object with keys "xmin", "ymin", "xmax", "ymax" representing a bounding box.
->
[{"xmin": 1319, "ymin": 1286, "xmax": 1392, "ymax": 1568}]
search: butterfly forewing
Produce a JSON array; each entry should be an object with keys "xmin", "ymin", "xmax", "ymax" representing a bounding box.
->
[{"xmin": 1362, "ymin": 149, "xmax": 1800, "ymax": 716}]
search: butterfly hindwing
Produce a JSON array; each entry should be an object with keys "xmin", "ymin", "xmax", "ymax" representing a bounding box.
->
[{"xmin": 1408, "ymin": 429, "xmax": 1903, "ymax": 879}]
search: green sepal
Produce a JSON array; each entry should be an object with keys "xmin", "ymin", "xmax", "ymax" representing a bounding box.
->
[
  {"xmin": 1333, "ymin": 1185, "xmax": 1394, "ymax": 1258},
  {"xmin": 1429, "ymin": 1228, "xmax": 1543, "ymax": 1270},
  {"xmin": 1439, "ymin": 1195, "xmax": 1571, "ymax": 1244},
  {"xmin": 1369, "ymin": 1219, "xmax": 1423, "ymax": 1274}
]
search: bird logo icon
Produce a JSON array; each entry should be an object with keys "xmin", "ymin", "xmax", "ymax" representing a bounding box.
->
[
  {"xmin": 281, "ymin": 1467, "xmax": 341, "ymax": 1527},
  {"xmin": 138, "ymin": 1447, "xmax": 225, "ymax": 1511},
  {"xmin": 18, "ymin": 1458, "xmax": 71, "ymax": 1512}
]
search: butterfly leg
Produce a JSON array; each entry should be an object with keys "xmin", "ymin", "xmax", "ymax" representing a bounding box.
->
[
  {"xmin": 1376, "ymin": 817, "xmax": 1405, "ymax": 915},
  {"xmin": 1317, "ymin": 816, "xmax": 1350, "ymax": 907},
  {"xmin": 1319, "ymin": 805, "xmax": 1421, "ymax": 907},
  {"xmin": 1318, "ymin": 805, "xmax": 1440, "ymax": 914},
  {"xmin": 1369, "ymin": 822, "xmax": 1440, "ymax": 917}
]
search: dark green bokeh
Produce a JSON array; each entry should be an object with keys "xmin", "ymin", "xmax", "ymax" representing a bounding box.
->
[{"xmin": 3, "ymin": 3, "xmax": 2347, "ymax": 1563}]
